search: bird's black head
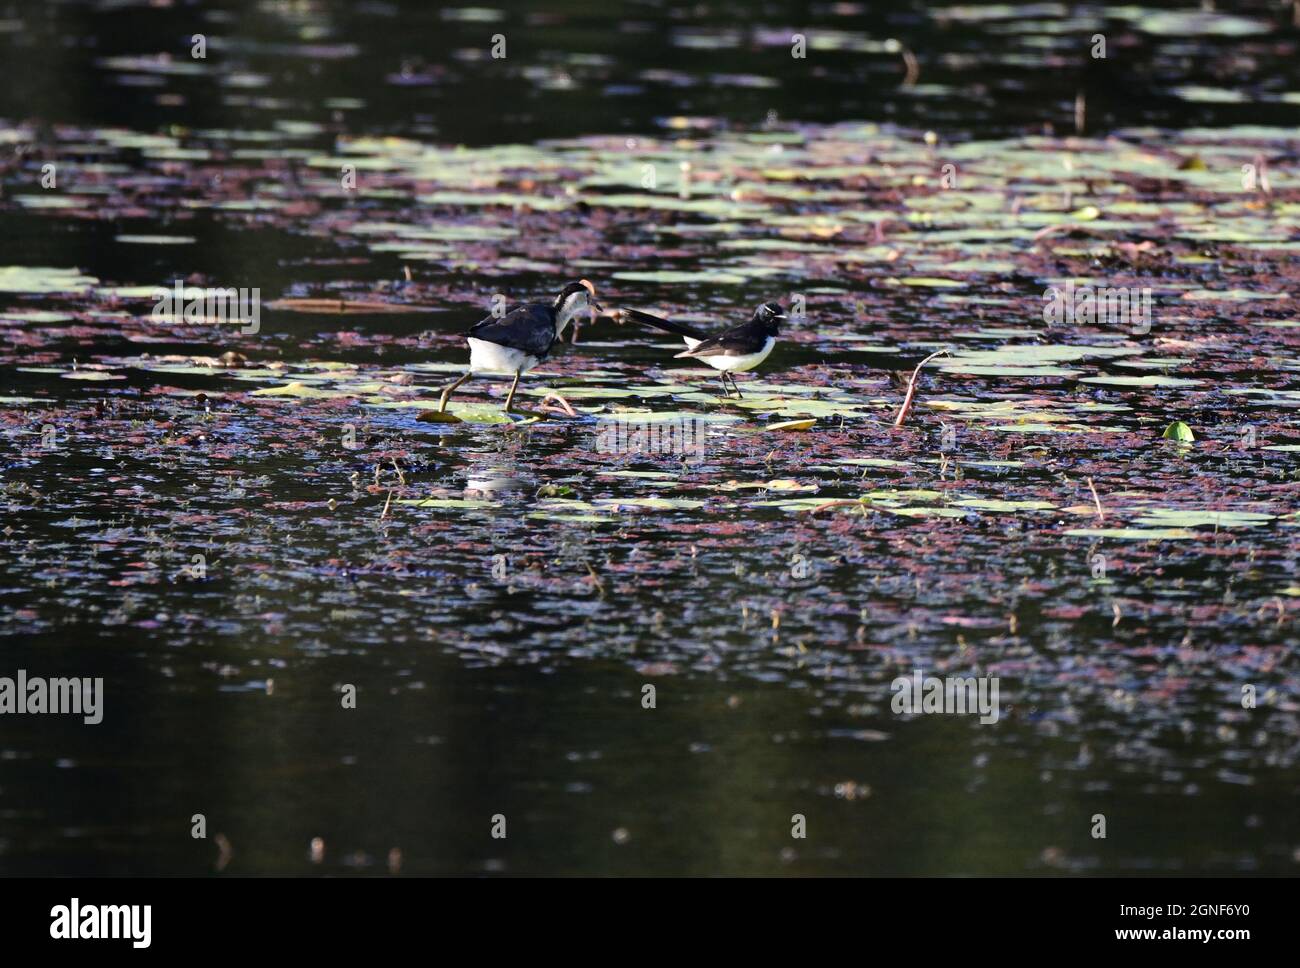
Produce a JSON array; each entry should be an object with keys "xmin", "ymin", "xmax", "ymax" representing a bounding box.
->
[
  {"xmin": 753, "ymin": 301, "xmax": 787, "ymax": 334},
  {"xmin": 552, "ymin": 279, "xmax": 601, "ymax": 336},
  {"xmin": 554, "ymin": 279, "xmax": 600, "ymax": 313}
]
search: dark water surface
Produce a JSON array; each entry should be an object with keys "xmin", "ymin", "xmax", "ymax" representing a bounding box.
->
[{"xmin": 1, "ymin": 1, "xmax": 1299, "ymax": 875}]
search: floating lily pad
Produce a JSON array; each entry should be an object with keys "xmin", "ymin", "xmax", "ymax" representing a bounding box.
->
[
  {"xmin": 0, "ymin": 266, "xmax": 97, "ymax": 293},
  {"xmin": 266, "ymin": 298, "xmax": 427, "ymax": 313},
  {"xmin": 0, "ymin": 310, "xmax": 74, "ymax": 323},
  {"xmin": 1063, "ymin": 528, "xmax": 1200, "ymax": 540},
  {"xmin": 952, "ymin": 498, "xmax": 1057, "ymax": 512},
  {"xmin": 251, "ymin": 382, "xmax": 352, "ymax": 399},
  {"xmin": 398, "ymin": 498, "xmax": 498, "ymax": 509},
  {"xmin": 114, "ymin": 235, "xmax": 197, "ymax": 245},
  {"xmin": 1133, "ymin": 509, "xmax": 1273, "ymax": 528},
  {"xmin": 593, "ymin": 497, "xmax": 709, "ymax": 510},
  {"xmin": 62, "ymin": 370, "xmax": 125, "ymax": 381},
  {"xmin": 1083, "ymin": 376, "xmax": 1203, "ymax": 388}
]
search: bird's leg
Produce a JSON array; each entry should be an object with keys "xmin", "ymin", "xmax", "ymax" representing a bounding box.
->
[
  {"xmin": 503, "ymin": 370, "xmax": 522, "ymax": 412},
  {"xmin": 718, "ymin": 373, "xmax": 733, "ymax": 399},
  {"xmin": 728, "ymin": 373, "xmax": 744, "ymax": 399},
  {"xmin": 438, "ymin": 371, "xmax": 472, "ymax": 412}
]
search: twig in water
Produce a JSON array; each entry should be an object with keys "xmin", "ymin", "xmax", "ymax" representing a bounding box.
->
[
  {"xmin": 538, "ymin": 392, "xmax": 577, "ymax": 416},
  {"xmin": 1253, "ymin": 152, "xmax": 1272, "ymax": 196},
  {"xmin": 1087, "ymin": 476, "xmax": 1105, "ymax": 522},
  {"xmin": 215, "ymin": 834, "xmax": 233, "ymax": 872},
  {"xmin": 380, "ymin": 489, "xmax": 393, "ymax": 520},
  {"xmin": 892, "ymin": 349, "xmax": 950, "ymax": 428},
  {"xmin": 806, "ymin": 498, "xmax": 869, "ymax": 515},
  {"xmin": 901, "ymin": 48, "xmax": 919, "ymax": 87},
  {"xmin": 584, "ymin": 561, "xmax": 606, "ymax": 597}
]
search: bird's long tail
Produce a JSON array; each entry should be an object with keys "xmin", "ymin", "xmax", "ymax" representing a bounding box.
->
[{"xmin": 615, "ymin": 307, "xmax": 710, "ymax": 342}]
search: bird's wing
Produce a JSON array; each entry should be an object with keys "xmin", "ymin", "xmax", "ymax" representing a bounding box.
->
[
  {"xmin": 674, "ymin": 320, "xmax": 763, "ymax": 358},
  {"xmin": 618, "ymin": 308, "xmax": 711, "ymax": 342},
  {"xmin": 468, "ymin": 303, "xmax": 556, "ymax": 357}
]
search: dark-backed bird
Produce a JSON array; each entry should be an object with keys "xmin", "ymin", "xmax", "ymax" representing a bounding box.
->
[
  {"xmin": 620, "ymin": 302, "xmax": 785, "ymax": 398},
  {"xmin": 437, "ymin": 280, "xmax": 601, "ymax": 416}
]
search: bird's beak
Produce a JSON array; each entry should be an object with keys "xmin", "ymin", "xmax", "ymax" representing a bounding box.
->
[{"xmin": 578, "ymin": 279, "xmax": 601, "ymax": 323}]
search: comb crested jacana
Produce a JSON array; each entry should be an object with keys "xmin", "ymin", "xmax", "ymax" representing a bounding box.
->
[
  {"xmin": 620, "ymin": 302, "xmax": 785, "ymax": 398},
  {"xmin": 437, "ymin": 280, "xmax": 601, "ymax": 416}
]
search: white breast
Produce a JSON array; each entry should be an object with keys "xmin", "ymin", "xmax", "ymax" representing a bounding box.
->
[
  {"xmin": 468, "ymin": 338, "xmax": 540, "ymax": 375},
  {"xmin": 698, "ymin": 336, "xmax": 775, "ymax": 373}
]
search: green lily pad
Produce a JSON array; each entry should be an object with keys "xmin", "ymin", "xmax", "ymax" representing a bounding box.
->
[
  {"xmin": 1063, "ymin": 528, "xmax": 1200, "ymax": 540},
  {"xmin": 593, "ymin": 497, "xmax": 709, "ymax": 510},
  {"xmin": 398, "ymin": 499, "xmax": 498, "ymax": 509},
  {"xmin": 1132, "ymin": 509, "xmax": 1273, "ymax": 528},
  {"xmin": 62, "ymin": 370, "xmax": 125, "ymax": 381},
  {"xmin": 1082, "ymin": 376, "xmax": 1203, "ymax": 388},
  {"xmin": 838, "ymin": 458, "xmax": 912, "ymax": 468},
  {"xmin": 114, "ymin": 235, "xmax": 197, "ymax": 245},
  {"xmin": 0, "ymin": 266, "xmax": 97, "ymax": 293},
  {"xmin": 251, "ymin": 382, "xmax": 352, "ymax": 399},
  {"xmin": 884, "ymin": 506, "xmax": 972, "ymax": 519},
  {"xmin": 0, "ymin": 310, "xmax": 74, "ymax": 323},
  {"xmin": 951, "ymin": 498, "xmax": 1057, "ymax": 512}
]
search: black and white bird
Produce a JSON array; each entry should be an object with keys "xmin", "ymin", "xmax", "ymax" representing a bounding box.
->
[
  {"xmin": 437, "ymin": 280, "xmax": 601, "ymax": 416},
  {"xmin": 620, "ymin": 302, "xmax": 785, "ymax": 398}
]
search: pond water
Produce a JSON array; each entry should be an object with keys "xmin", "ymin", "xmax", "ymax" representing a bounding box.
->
[{"xmin": 1, "ymin": 1, "xmax": 1298, "ymax": 874}]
